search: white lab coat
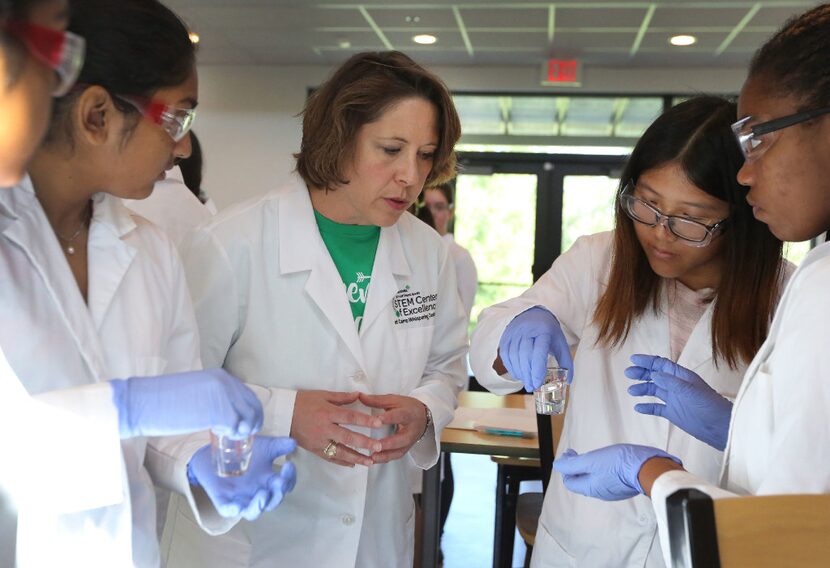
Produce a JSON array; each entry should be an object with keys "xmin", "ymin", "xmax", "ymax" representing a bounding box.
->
[
  {"xmin": 651, "ymin": 240, "xmax": 830, "ymax": 565},
  {"xmin": 0, "ymin": 177, "xmax": 201, "ymax": 567},
  {"xmin": 0, "ymin": 364, "xmax": 124, "ymax": 567},
  {"xmin": 470, "ymin": 232, "xmax": 752, "ymax": 568},
  {"xmin": 124, "ymin": 169, "xmax": 214, "ymax": 247},
  {"xmin": 443, "ymin": 233, "xmax": 477, "ymax": 321},
  {"xmin": 162, "ymin": 179, "xmax": 468, "ymax": 568}
]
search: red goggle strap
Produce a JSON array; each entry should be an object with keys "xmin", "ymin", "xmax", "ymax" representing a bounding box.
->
[{"xmin": 5, "ymin": 19, "xmax": 65, "ymax": 69}]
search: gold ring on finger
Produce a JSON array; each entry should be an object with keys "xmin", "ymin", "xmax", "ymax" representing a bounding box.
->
[{"xmin": 323, "ymin": 440, "xmax": 338, "ymax": 458}]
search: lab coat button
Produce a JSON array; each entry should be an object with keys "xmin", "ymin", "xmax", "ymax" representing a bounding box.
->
[
  {"xmin": 639, "ymin": 515, "xmax": 648, "ymax": 524},
  {"xmin": 342, "ymin": 514, "xmax": 355, "ymax": 526},
  {"xmin": 352, "ymin": 371, "xmax": 366, "ymax": 382}
]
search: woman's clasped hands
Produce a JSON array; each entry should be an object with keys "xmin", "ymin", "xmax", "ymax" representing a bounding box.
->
[{"xmin": 291, "ymin": 390, "xmax": 430, "ymax": 467}]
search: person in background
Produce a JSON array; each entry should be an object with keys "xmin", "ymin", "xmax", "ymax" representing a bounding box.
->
[
  {"xmin": 0, "ymin": 0, "xmax": 295, "ymax": 566},
  {"xmin": 550, "ymin": 5, "xmax": 830, "ymax": 565},
  {"xmin": 423, "ymin": 183, "xmax": 478, "ymax": 321},
  {"xmin": 179, "ymin": 130, "xmax": 218, "ymax": 213},
  {"xmin": 166, "ymin": 50, "xmax": 467, "ymax": 568},
  {"xmin": 471, "ymin": 96, "xmax": 790, "ymax": 567}
]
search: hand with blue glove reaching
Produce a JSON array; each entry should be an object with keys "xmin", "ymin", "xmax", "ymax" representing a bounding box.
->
[
  {"xmin": 188, "ymin": 436, "xmax": 298, "ymax": 520},
  {"xmin": 553, "ymin": 444, "xmax": 682, "ymax": 501},
  {"xmin": 498, "ymin": 306, "xmax": 574, "ymax": 392},
  {"xmin": 110, "ymin": 368, "xmax": 263, "ymax": 439},
  {"xmin": 626, "ymin": 354, "xmax": 733, "ymax": 451}
]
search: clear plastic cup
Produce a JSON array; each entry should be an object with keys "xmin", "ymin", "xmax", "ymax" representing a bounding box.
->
[
  {"xmin": 210, "ymin": 431, "xmax": 254, "ymax": 477},
  {"xmin": 534, "ymin": 366, "xmax": 568, "ymax": 415}
]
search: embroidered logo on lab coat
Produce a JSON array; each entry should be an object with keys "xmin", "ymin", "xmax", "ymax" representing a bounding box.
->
[{"xmin": 393, "ymin": 285, "xmax": 437, "ymax": 325}]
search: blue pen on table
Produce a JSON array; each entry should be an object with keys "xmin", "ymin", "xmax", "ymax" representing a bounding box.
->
[{"xmin": 475, "ymin": 426, "xmax": 534, "ymax": 438}]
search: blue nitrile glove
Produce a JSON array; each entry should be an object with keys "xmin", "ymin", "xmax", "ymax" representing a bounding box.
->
[
  {"xmin": 110, "ymin": 368, "xmax": 263, "ymax": 439},
  {"xmin": 498, "ymin": 306, "xmax": 574, "ymax": 392},
  {"xmin": 553, "ymin": 444, "xmax": 682, "ymax": 501},
  {"xmin": 626, "ymin": 354, "xmax": 733, "ymax": 451},
  {"xmin": 187, "ymin": 436, "xmax": 298, "ymax": 520}
]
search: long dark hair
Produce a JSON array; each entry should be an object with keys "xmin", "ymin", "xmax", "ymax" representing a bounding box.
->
[
  {"xmin": 44, "ymin": 0, "xmax": 195, "ymax": 146},
  {"xmin": 593, "ymin": 95, "xmax": 784, "ymax": 368}
]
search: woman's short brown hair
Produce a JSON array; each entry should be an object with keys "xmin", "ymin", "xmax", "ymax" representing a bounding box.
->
[{"xmin": 295, "ymin": 51, "xmax": 461, "ymax": 190}]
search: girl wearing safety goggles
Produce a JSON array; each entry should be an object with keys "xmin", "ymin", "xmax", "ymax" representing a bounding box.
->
[
  {"xmin": 0, "ymin": 0, "xmax": 83, "ymax": 185},
  {"xmin": 0, "ymin": 1, "xmax": 295, "ymax": 567}
]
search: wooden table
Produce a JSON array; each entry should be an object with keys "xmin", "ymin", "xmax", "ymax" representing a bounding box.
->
[{"xmin": 420, "ymin": 391, "xmax": 540, "ymax": 568}]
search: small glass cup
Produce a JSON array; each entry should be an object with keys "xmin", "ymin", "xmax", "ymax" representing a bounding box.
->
[
  {"xmin": 210, "ymin": 431, "xmax": 254, "ymax": 477},
  {"xmin": 535, "ymin": 366, "xmax": 568, "ymax": 415}
]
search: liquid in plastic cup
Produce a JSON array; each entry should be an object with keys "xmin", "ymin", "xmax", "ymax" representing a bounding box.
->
[
  {"xmin": 210, "ymin": 431, "xmax": 254, "ymax": 477},
  {"xmin": 534, "ymin": 366, "xmax": 568, "ymax": 415}
]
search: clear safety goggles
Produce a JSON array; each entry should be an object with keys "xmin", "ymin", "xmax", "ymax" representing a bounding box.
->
[
  {"xmin": 620, "ymin": 182, "xmax": 727, "ymax": 248},
  {"xmin": 114, "ymin": 94, "xmax": 196, "ymax": 142},
  {"xmin": 732, "ymin": 107, "xmax": 830, "ymax": 161},
  {"xmin": 3, "ymin": 19, "xmax": 85, "ymax": 97}
]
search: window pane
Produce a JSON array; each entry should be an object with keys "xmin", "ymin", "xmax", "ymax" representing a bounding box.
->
[
  {"xmin": 454, "ymin": 173, "xmax": 537, "ymax": 334},
  {"xmin": 561, "ymin": 175, "xmax": 619, "ymax": 253}
]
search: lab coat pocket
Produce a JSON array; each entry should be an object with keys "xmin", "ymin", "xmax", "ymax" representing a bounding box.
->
[
  {"xmin": 163, "ymin": 500, "xmax": 252, "ymax": 568},
  {"xmin": 531, "ymin": 520, "xmax": 577, "ymax": 568}
]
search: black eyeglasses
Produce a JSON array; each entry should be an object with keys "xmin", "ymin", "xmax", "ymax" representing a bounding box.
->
[
  {"xmin": 620, "ymin": 183, "xmax": 727, "ymax": 247},
  {"xmin": 732, "ymin": 106, "xmax": 830, "ymax": 160}
]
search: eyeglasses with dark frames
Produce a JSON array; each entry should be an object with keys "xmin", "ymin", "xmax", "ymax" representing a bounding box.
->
[
  {"xmin": 732, "ymin": 107, "xmax": 830, "ymax": 160},
  {"xmin": 620, "ymin": 182, "xmax": 727, "ymax": 248}
]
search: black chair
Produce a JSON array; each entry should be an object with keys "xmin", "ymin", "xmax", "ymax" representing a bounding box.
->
[{"xmin": 666, "ymin": 488, "xmax": 830, "ymax": 567}]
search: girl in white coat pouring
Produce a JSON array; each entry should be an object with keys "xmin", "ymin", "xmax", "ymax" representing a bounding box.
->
[
  {"xmin": 0, "ymin": 1, "xmax": 297, "ymax": 566},
  {"xmin": 470, "ymin": 96, "xmax": 790, "ymax": 567},
  {"xmin": 167, "ymin": 51, "xmax": 468, "ymax": 567},
  {"xmin": 550, "ymin": 4, "xmax": 830, "ymax": 565}
]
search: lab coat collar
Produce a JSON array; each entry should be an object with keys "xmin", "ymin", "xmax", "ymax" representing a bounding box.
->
[
  {"xmin": 277, "ymin": 182, "xmax": 413, "ymax": 366},
  {"xmin": 360, "ymin": 217, "xmax": 412, "ymax": 334},
  {"xmin": 0, "ymin": 176, "xmax": 110, "ymax": 379},
  {"xmin": 86, "ymin": 193, "xmax": 139, "ymax": 331},
  {"xmin": 278, "ymin": 184, "xmax": 365, "ymax": 368}
]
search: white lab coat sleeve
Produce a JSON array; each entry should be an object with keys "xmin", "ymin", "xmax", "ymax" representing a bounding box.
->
[
  {"xmin": 144, "ymin": 244, "xmax": 240, "ymax": 534},
  {"xmin": 179, "ymin": 226, "xmax": 298, "ymax": 439},
  {"xmin": 455, "ymin": 247, "xmax": 478, "ymax": 321},
  {"xmin": 407, "ymin": 245, "xmax": 468, "ymax": 468},
  {"xmin": 650, "ymin": 469, "xmax": 738, "ymax": 567},
  {"xmin": 470, "ymin": 233, "xmax": 599, "ymax": 394},
  {"xmin": 0, "ymin": 371, "xmax": 125, "ymax": 514}
]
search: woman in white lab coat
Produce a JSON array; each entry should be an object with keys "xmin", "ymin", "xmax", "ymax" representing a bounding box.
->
[
  {"xmin": 550, "ymin": 5, "xmax": 830, "ymax": 564},
  {"xmin": 470, "ymin": 96, "xmax": 789, "ymax": 567},
  {"xmin": 0, "ymin": 1, "xmax": 295, "ymax": 566},
  {"xmin": 166, "ymin": 51, "xmax": 469, "ymax": 567}
]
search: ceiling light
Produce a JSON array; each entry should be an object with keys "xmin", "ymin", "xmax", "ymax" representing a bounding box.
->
[
  {"xmin": 413, "ymin": 34, "xmax": 437, "ymax": 45},
  {"xmin": 338, "ymin": 38, "xmax": 352, "ymax": 49},
  {"xmin": 188, "ymin": 32, "xmax": 200, "ymax": 44},
  {"xmin": 669, "ymin": 34, "xmax": 696, "ymax": 46}
]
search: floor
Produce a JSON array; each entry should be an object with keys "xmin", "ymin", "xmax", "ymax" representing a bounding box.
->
[{"xmin": 441, "ymin": 453, "xmax": 543, "ymax": 568}]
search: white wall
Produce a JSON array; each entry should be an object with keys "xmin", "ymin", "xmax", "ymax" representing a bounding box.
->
[{"xmin": 196, "ymin": 63, "xmax": 748, "ymax": 209}]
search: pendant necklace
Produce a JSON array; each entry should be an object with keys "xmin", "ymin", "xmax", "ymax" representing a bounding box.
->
[{"xmin": 55, "ymin": 206, "xmax": 91, "ymax": 256}]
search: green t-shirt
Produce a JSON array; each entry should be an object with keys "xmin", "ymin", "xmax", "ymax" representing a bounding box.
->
[{"xmin": 314, "ymin": 210, "xmax": 381, "ymax": 330}]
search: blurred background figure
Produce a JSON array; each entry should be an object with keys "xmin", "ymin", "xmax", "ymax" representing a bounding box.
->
[{"xmin": 423, "ymin": 183, "xmax": 478, "ymax": 323}]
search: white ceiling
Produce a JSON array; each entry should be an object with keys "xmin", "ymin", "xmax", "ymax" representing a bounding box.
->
[{"xmin": 164, "ymin": 0, "xmax": 818, "ymax": 68}]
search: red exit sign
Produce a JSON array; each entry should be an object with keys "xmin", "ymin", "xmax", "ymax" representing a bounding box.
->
[{"xmin": 541, "ymin": 59, "xmax": 581, "ymax": 86}]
